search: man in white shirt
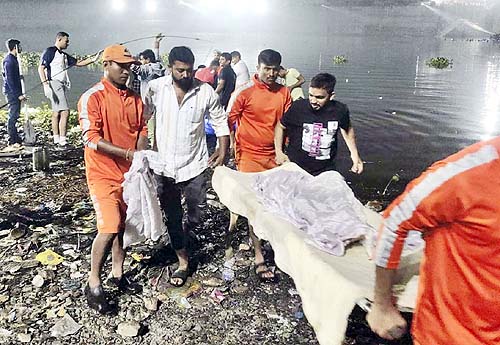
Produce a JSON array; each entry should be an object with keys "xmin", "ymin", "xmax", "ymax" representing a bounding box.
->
[
  {"xmin": 38, "ymin": 31, "xmax": 98, "ymax": 146},
  {"xmin": 230, "ymin": 51, "xmax": 250, "ymax": 88},
  {"xmin": 145, "ymin": 46, "xmax": 230, "ymax": 287}
]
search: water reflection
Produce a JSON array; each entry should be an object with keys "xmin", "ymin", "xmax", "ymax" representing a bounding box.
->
[{"xmin": 481, "ymin": 59, "xmax": 500, "ymax": 140}]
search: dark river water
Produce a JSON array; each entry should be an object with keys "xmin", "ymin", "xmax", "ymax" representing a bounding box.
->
[{"xmin": 2, "ymin": 2, "xmax": 500, "ymax": 198}]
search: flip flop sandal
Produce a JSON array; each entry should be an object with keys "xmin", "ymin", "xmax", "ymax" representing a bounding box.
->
[
  {"xmin": 255, "ymin": 263, "xmax": 278, "ymax": 284},
  {"xmin": 170, "ymin": 268, "xmax": 189, "ymax": 287}
]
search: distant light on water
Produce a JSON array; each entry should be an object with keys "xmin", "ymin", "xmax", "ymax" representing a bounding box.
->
[
  {"xmin": 181, "ymin": 0, "xmax": 269, "ymax": 16},
  {"xmin": 111, "ymin": 0, "xmax": 126, "ymax": 11},
  {"xmin": 145, "ymin": 0, "xmax": 157, "ymax": 13}
]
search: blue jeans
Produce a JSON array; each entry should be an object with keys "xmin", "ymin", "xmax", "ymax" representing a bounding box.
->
[{"xmin": 6, "ymin": 94, "xmax": 21, "ymax": 144}]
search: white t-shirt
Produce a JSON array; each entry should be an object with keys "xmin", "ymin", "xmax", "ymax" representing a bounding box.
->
[{"xmin": 232, "ymin": 60, "xmax": 250, "ymax": 88}]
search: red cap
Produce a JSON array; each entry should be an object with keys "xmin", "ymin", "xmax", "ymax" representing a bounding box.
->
[{"xmin": 102, "ymin": 44, "xmax": 139, "ymax": 64}]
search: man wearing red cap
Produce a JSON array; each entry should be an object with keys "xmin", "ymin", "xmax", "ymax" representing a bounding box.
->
[{"xmin": 78, "ymin": 44, "xmax": 148, "ymax": 314}]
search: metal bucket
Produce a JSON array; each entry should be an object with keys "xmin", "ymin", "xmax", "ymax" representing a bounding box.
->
[{"xmin": 32, "ymin": 146, "xmax": 50, "ymax": 171}]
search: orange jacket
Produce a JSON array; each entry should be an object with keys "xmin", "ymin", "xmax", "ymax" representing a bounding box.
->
[
  {"xmin": 78, "ymin": 78, "xmax": 147, "ymax": 185},
  {"xmin": 229, "ymin": 75, "xmax": 291, "ymax": 156},
  {"xmin": 375, "ymin": 137, "xmax": 500, "ymax": 345}
]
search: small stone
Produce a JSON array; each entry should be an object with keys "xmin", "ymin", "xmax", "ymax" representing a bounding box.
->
[
  {"xmin": 232, "ymin": 285, "xmax": 249, "ymax": 294},
  {"xmin": 17, "ymin": 333, "xmax": 31, "ymax": 343},
  {"xmin": 202, "ymin": 277, "xmax": 224, "ymax": 287},
  {"xmin": 0, "ymin": 328, "xmax": 12, "ymax": 337},
  {"xmin": 238, "ymin": 243, "xmax": 251, "ymax": 251},
  {"xmin": 143, "ymin": 297, "xmax": 159, "ymax": 312},
  {"xmin": 50, "ymin": 314, "xmax": 82, "ymax": 337},
  {"xmin": 117, "ymin": 321, "xmax": 141, "ymax": 337},
  {"xmin": 32, "ymin": 275, "xmax": 45, "ymax": 288}
]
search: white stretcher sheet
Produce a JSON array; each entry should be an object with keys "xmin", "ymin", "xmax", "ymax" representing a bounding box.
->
[{"xmin": 212, "ymin": 163, "xmax": 422, "ymax": 345}]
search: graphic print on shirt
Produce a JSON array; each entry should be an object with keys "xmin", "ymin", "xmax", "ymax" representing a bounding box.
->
[{"xmin": 301, "ymin": 121, "xmax": 338, "ymax": 160}]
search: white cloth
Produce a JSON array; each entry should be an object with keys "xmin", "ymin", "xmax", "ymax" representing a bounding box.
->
[
  {"xmin": 122, "ymin": 150, "xmax": 169, "ymax": 248},
  {"xmin": 232, "ymin": 60, "xmax": 250, "ymax": 88},
  {"xmin": 145, "ymin": 75, "xmax": 229, "ymax": 182},
  {"xmin": 212, "ymin": 163, "xmax": 422, "ymax": 345},
  {"xmin": 253, "ymin": 170, "xmax": 371, "ymax": 256}
]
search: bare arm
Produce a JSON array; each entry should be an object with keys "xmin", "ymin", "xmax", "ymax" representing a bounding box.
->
[
  {"xmin": 96, "ymin": 139, "xmax": 133, "ymax": 161},
  {"xmin": 274, "ymin": 122, "xmax": 289, "ymax": 165},
  {"xmin": 288, "ymin": 74, "xmax": 305, "ymax": 90},
  {"xmin": 38, "ymin": 65, "xmax": 48, "ymax": 83},
  {"xmin": 366, "ymin": 267, "xmax": 407, "ymax": 340},
  {"xmin": 154, "ymin": 34, "xmax": 162, "ymax": 62},
  {"xmin": 76, "ymin": 51, "xmax": 102, "ymax": 67},
  {"xmin": 340, "ymin": 126, "xmax": 363, "ymax": 174},
  {"xmin": 215, "ymin": 78, "xmax": 225, "ymax": 95}
]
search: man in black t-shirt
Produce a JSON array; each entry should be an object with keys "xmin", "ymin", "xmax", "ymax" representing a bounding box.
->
[
  {"xmin": 215, "ymin": 52, "xmax": 236, "ymax": 110},
  {"xmin": 274, "ymin": 73, "xmax": 363, "ymax": 176}
]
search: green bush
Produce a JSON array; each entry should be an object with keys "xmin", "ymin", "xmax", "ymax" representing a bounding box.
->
[
  {"xmin": 425, "ymin": 57, "xmax": 452, "ymax": 69},
  {"xmin": 161, "ymin": 53, "xmax": 169, "ymax": 67}
]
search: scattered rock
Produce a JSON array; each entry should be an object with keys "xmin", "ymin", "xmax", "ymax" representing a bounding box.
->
[
  {"xmin": 50, "ymin": 314, "xmax": 81, "ymax": 337},
  {"xmin": 16, "ymin": 333, "xmax": 31, "ymax": 343},
  {"xmin": 202, "ymin": 277, "xmax": 224, "ymax": 287},
  {"xmin": 32, "ymin": 275, "xmax": 45, "ymax": 288},
  {"xmin": 232, "ymin": 285, "xmax": 249, "ymax": 294},
  {"xmin": 117, "ymin": 321, "xmax": 141, "ymax": 337},
  {"xmin": 238, "ymin": 243, "xmax": 251, "ymax": 251},
  {"xmin": 143, "ymin": 297, "xmax": 159, "ymax": 312}
]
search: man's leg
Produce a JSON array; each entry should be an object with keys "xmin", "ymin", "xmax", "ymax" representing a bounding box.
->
[
  {"xmin": 184, "ymin": 173, "xmax": 206, "ymax": 228},
  {"xmin": 237, "ymin": 153, "xmax": 278, "ymax": 281},
  {"xmin": 155, "ymin": 174, "xmax": 189, "ymax": 286},
  {"xmin": 110, "ymin": 232, "xmax": 125, "ymax": 279},
  {"xmin": 51, "ymin": 111, "xmax": 60, "ymax": 144},
  {"xmin": 7, "ymin": 96, "xmax": 21, "ymax": 144},
  {"xmin": 58, "ymin": 109, "xmax": 69, "ymax": 145},
  {"xmin": 86, "ymin": 185, "xmax": 125, "ymax": 313},
  {"xmin": 88, "ymin": 233, "xmax": 117, "ymax": 288}
]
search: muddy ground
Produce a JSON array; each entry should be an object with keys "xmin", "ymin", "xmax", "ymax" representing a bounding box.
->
[{"xmin": 0, "ymin": 126, "xmax": 413, "ymax": 345}]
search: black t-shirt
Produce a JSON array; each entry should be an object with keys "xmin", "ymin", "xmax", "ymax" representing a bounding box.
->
[
  {"xmin": 218, "ymin": 65, "xmax": 236, "ymax": 109},
  {"xmin": 281, "ymin": 99, "xmax": 351, "ymax": 176}
]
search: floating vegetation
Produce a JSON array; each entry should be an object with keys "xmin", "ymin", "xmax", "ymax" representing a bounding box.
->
[
  {"xmin": 425, "ymin": 57, "xmax": 452, "ymax": 69},
  {"xmin": 333, "ymin": 55, "xmax": 348, "ymax": 64}
]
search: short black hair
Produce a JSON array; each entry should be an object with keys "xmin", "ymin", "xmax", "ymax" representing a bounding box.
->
[
  {"xmin": 221, "ymin": 52, "xmax": 231, "ymax": 62},
  {"xmin": 209, "ymin": 59, "xmax": 220, "ymax": 67},
  {"xmin": 310, "ymin": 73, "xmax": 337, "ymax": 94},
  {"xmin": 197, "ymin": 64, "xmax": 206, "ymax": 69},
  {"xmin": 5, "ymin": 39, "xmax": 20, "ymax": 51},
  {"xmin": 56, "ymin": 32, "xmax": 69, "ymax": 40},
  {"xmin": 230, "ymin": 51, "xmax": 241, "ymax": 59},
  {"xmin": 140, "ymin": 49, "xmax": 156, "ymax": 62},
  {"xmin": 168, "ymin": 46, "xmax": 195, "ymax": 66},
  {"xmin": 279, "ymin": 65, "xmax": 286, "ymax": 71},
  {"xmin": 258, "ymin": 49, "xmax": 281, "ymax": 66}
]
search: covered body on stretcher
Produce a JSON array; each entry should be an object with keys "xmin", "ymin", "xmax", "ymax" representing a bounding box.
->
[{"xmin": 212, "ymin": 163, "xmax": 422, "ymax": 345}]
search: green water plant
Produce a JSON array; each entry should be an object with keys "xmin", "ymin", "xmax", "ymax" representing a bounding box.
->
[
  {"xmin": 333, "ymin": 55, "xmax": 348, "ymax": 64},
  {"xmin": 425, "ymin": 57, "xmax": 452, "ymax": 69}
]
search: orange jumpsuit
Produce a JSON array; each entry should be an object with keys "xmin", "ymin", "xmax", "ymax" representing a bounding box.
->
[
  {"xmin": 78, "ymin": 78, "xmax": 147, "ymax": 233},
  {"xmin": 229, "ymin": 74, "xmax": 291, "ymax": 172},
  {"xmin": 375, "ymin": 137, "xmax": 500, "ymax": 345}
]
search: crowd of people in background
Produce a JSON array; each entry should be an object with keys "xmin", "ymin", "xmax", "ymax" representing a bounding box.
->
[{"xmin": 2, "ymin": 31, "xmax": 499, "ymax": 345}]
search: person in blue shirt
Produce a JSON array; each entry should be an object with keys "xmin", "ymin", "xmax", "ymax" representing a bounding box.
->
[{"xmin": 2, "ymin": 38, "xmax": 26, "ymax": 145}]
